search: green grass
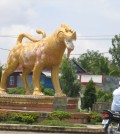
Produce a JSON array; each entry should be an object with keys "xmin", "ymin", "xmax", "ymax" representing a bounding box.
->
[
  {"xmin": 6, "ymin": 87, "xmax": 26, "ymax": 95},
  {"xmin": 0, "ymin": 121, "xmax": 25, "ymax": 124},
  {"xmin": 38, "ymin": 120, "xmax": 74, "ymax": 127},
  {"xmin": 37, "ymin": 120, "xmax": 86, "ymax": 127},
  {"xmin": 0, "ymin": 119, "xmax": 87, "ymax": 128}
]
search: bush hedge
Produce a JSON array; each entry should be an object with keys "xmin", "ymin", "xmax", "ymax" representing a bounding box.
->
[
  {"xmin": 0, "ymin": 110, "xmax": 39, "ymax": 124},
  {"xmin": 48, "ymin": 110, "xmax": 71, "ymax": 121},
  {"xmin": 6, "ymin": 87, "xmax": 26, "ymax": 95}
]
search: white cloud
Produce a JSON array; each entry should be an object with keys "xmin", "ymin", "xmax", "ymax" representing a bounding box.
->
[
  {"xmin": 0, "ymin": 0, "xmax": 120, "ymax": 64},
  {"xmin": 0, "ymin": 24, "xmax": 39, "ymax": 64},
  {"xmin": 70, "ymin": 35, "xmax": 112, "ymax": 60},
  {"xmin": 97, "ymin": 0, "xmax": 120, "ymax": 21}
]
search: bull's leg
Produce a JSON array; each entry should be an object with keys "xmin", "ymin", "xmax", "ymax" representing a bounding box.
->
[
  {"xmin": 21, "ymin": 68, "xmax": 31, "ymax": 95},
  {"xmin": 0, "ymin": 61, "xmax": 18, "ymax": 94},
  {"xmin": 32, "ymin": 65, "xmax": 44, "ymax": 95},
  {"xmin": 52, "ymin": 66, "xmax": 66, "ymax": 97}
]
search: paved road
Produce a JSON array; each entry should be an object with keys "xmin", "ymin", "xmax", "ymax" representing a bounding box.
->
[{"xmin": 0, "ymin": 131, "xmax": 72, "ymax": 134}]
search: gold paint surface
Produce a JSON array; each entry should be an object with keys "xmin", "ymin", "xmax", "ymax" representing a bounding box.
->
[{"xmin": 0, "ymin": 24, "xmax": 76, "ymax": 97}]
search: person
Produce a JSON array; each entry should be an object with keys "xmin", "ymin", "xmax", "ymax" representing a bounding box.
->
[{"xmin": 111, "ymin": 81, "xmax": 120, "ymax": 112}]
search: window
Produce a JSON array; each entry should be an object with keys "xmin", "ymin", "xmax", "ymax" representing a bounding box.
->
[{"xmin": 9, "ymin": 76, "xmax": 14, "ymax": 86}]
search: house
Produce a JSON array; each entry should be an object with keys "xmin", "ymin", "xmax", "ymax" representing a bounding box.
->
[
  {"xmin": 6, "ymin": 60, "xmax": 87, "ymax": 89},
  {"xmin": 6, "ymin": 69, "xmax": 54, "ymax": 89}
]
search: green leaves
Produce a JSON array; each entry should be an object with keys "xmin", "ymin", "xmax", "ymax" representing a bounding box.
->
[
  {"xmin": 78, "ymin": 50, "xmax": 110, "ymax": 75},
  {"xmin": 48, "ymin": 110, "xmax": 71, "ymax": 121},
  {"xmin": 0, "ymin": 65, "xmax": 3, "ymax": 82},
  {"xmin": 109, "ymin": 34, "xmax": 120, "ymax": 66},
  {"xmin": 60, "ymin": 56, "xmax": 81, "ymax": 97},
  {"xmin": 82, "ymin": 79, "xmax": 96, "ymax": 110}
]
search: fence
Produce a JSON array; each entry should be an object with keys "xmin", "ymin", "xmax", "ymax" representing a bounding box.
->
[{"xmin": 92, "ymin": 102, "xmax": 111, "ymax": 113}]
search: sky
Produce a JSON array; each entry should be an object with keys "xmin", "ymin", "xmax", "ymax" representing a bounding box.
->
[{"xmin": 0, "ymin": 0, "xmax": 120, "ymax": 64}]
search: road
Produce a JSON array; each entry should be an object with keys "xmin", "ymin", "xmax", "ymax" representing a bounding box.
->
[
  {"xmin": 0, "ymin": 131, "xmax": 76, "ymax": 134},
  {"xmin": 0, "ymin": 131, "xmax": 105, "ymax": 134}
]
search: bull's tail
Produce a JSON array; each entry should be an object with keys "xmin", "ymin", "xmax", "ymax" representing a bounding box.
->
[
  {"xmin": 36, "ymin": 30, "xmax": 46, "ymax": 38},
  {"xmin": 17, "ymin": 30, "xmax": 46, "ymax": 44}
]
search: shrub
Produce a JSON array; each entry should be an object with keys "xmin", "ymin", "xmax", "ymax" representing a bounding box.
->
[
  {"xmin": 9, "ymin": 112, "xmax": 39, "ymax": 124},
  {"xmin": 48, "ymin": 110, "xmax": 71, "ymax": 121},
  {"xmin": 0, "ymin": 110, "xmax": 8, "ymax": 121},
  {"xmin": 96, "ymin": 89, "xmax": 112, "ymax": 102},
  {"xmin": 60, "ymin": 56, "xmax": 81, "ymax": 97},
  {"xmin": 6, "ymin": 87, "xmax": 26, "ymax": 95},
  {"xmin": 82, "ymin": 79, "xmax": 96, "ymax": 110},
  {"xmin": 40, "ymin": 82, "xmax": 44, "ymax": 93},
  {"xmin": 90, "ymin": 112, "xmax": 102, "ymax": 123},
  {"xmin": 44, "ymin": 88, "xmax": 54, "ymax": 96},
  {"xmin": 0, "ymin": 111, "xmax": 39, "ymax": 124},
  {"xmin": 40, "ymin": 82, "xmax": 55, "ymax": 96},
  {"xmin": 21, "ymin": 115, "xmax": 34, "ymax": 124},
  {"xmin": 0, "ymin": 65, "xmax": 3, "ymax": 83}
]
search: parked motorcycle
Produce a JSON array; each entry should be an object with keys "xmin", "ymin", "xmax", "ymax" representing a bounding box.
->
[{"xmin": 102, "ymin": 109, "xmax": 120, "ymax": 134}]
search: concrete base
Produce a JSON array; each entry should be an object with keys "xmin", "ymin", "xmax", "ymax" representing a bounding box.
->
[
  {"xmin": 0, "ymin": 124, "xmax": 104, "ymax": 134},
  {"xmin": 0, "ymin": 94, "xmax": 78, "ymax": 112}
]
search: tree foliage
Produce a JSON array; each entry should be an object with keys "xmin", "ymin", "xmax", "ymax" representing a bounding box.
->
[
  {"xmin": 48, "ymin": 110, "xmax": 71, "ymax": 121},
  {"xmin": 109, "ymin": 34, "xmax": 120, "ymax": 67},
  {"xmin": 77, "ymin": 50, "xmax": 109, "ymax": 75},
  {"xmin": 109, "ymin": 63, "xmax": 120, "ymax": 76},
  {"xmin": 82, "ymin": 79, "xmax": 96, "ymax": 110},
  {"xmin": 60, "ymin": 56, "xmax": 81, "ymax": 97},
  {"xmin": 0, "ymin": 65, "xmax": 3, "ymax": 82},
  {"xmin": 96, "ymin": 89, "xmax": 112, "ymax": 102}
]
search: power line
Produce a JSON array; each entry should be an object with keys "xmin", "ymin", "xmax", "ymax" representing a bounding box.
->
[
  {"xmin": 0, "ymin": 47, "xmax": 110, "ymax": 56},
  {"xmin": 77, "ymin": 35, "xmax": 114, "ymax": 37},
  {"xmin": 77, "ymin": 38, "xmax": 112, "ymax": 40},
  {"xmin": 0, "ymin": 35, "xmax": 17, "ymax": 38},
  {"xmin": 0, "ymin": 34, "xmax": 113, "ymax": 40},
  {"xmin": 0, "ymin": 48, "xmax": 10, "ymax": 51},
  {"xmin": 70, "ymin": 52, "xmax": 110, "ymax": 56}
]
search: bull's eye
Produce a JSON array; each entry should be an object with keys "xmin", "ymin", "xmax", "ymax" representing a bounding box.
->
[
  {"xmin": 65, "ymin": 29, "xmax": 73, "ymax": 33},
  {"xmin": 65, "ymin": 29, "xmax": 69, "ymax": 32}
]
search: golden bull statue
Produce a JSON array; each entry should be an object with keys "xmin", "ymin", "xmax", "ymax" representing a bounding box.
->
[{"xmin": 0, "ymin": 24, "xmax": 76, "ymax": 97}]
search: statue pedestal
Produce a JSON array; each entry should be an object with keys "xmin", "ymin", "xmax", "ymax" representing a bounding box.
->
[{"xmin": 0, "ymin": 95, "xmax": 78, "ymax": 112}]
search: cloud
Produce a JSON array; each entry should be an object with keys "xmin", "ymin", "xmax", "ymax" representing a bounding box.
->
[
  {"xmin": 0, "ymin": 0, "xmax": 119, "ymax": 64},
  {"xmin": 70, "ymin": 35, "xmax": 112, "ymax": 59},
  {"xmin": 0, "ymin": 0, "xmax": 38, "ymax": 27},
  {"xmin": 0, "ymin": 24, "xmax": 39, "ymax": 64},
  {"xmin": 98, "ymin": 0, "xmax": 120, "ymax": 21}
]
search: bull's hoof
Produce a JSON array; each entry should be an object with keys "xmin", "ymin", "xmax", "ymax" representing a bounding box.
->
[
  {"xmin": 0, "ymin": 89, "xmax": 7, "ymax": 95},
  {"xmin": 33, "ymin": 91, "xmax": 44, "ymax": 96}
]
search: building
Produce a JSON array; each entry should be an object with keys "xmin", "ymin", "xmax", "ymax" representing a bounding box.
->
[
  {"xmin": 6, "ymin": 60, "xmax": 86, "ymax": 89},
  {"xmin": 6, "ymin": 70, "xmax": 54, "ymax": 89}
]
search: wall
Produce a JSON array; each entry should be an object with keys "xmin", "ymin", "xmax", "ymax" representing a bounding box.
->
[
  {"xmin": 17, "ymin": 75, "xmax": 54, "ymax": 89},
  {"xmin": 92, "ymin": 102, "xmax": 111, "ymax": 113},
  {"xmin": 102, "ymin": 75, "xmax": 120, "ymax": 91}
]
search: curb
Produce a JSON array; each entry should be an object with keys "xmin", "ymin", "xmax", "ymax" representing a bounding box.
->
[{"xmin": 0, "ymin": 124, "xmax": 105, "ymax": 133}]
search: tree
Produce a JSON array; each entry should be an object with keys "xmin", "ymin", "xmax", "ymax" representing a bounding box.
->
[
  {"xmin": 77, "ymin": 50, "xmax": 110, "ymax": 75},
  {"xmin": 109, "ymin": 34, "xmax": 120, "ymax": 67},
  {"xmin": 60, "ymin": 56, "xmax": 81, "ymax": 97},
  {"xmin": 0, "ymin": 65, "xmax": 3, "ymax": 83},
  {"xmin": 96, "ymin": 89, "xmax": 112, "ymax": 102},
  {"xmin": 82, "ymin": 79, "xmax": 96, "ymax": 110},
  {"xmin": 90, "ymin": 56, "xmax": 110, "ymax": 75},
  {"xmin": 109, "ymin": 63, "xmax": 120, "ymax": 76}
]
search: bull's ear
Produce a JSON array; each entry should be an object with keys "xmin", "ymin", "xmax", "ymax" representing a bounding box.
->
[
  {"xmin": 61, "ymin": 24, "xmax": 67, "ymax": 28},
  {"xmin": 57, "ymin": 31, "xmax": 63, "ymax": 38}
]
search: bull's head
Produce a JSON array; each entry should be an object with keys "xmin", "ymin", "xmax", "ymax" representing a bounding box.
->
[{"xmin": 57, "ymin": 24, "xmax": 76, "ymax": 60}]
